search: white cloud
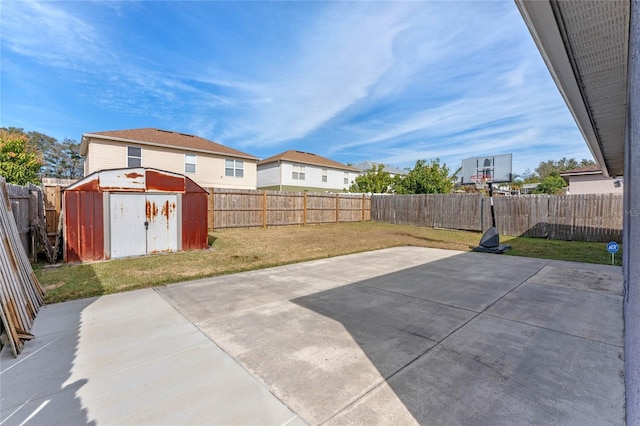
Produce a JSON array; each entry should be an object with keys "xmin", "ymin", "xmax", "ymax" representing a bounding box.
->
[
  {"xmin": 1, "ymin": 1, "xmax": 103, "ymax": 68},
  {"xmin": 225, "ymin": 2, "xmax": 421, "ymax": 145}
]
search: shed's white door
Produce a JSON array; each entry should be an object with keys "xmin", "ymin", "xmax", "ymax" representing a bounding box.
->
[
  {"xmin": 110, "ymin": 193, "xmax": 179, "ymax": 258},
  {"xmin": 110, "ymin": 193, "xmax": 147, "ymax": 258},
  {"xmin": 146, "ymin": 194, "xmax": 178, "ymax": 254}
]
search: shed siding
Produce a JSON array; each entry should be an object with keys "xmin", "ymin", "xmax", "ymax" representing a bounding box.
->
[
  {"xmin": 65, "ymin": 191, "xmax": 104, "ymax": 262},
  {"xmin": 182, "ymin": 192, "xmax": 208, "ymax": 251}
]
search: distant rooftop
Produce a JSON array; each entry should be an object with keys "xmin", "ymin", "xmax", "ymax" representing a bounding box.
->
[
  {"xmin": 353, "ymin": 161, "xmax": 405, "ymax": 175},
  {"xmin": 259, "ymin": 150, "xmax": 359, "ymax": 172},
  {"xmin": 559, "ymin": 166, "xmax": 603, "ymax": 176}
]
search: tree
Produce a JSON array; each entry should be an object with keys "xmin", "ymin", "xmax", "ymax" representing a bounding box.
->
[
  {"xmin": 46, "ymin": 138, "xmax": 84, "ymax": 179},
  {"xmin": 350, "ymin": 163, "xmax": 393, "ymax": 193},
  {"xmin": 394, "ymin": 159, "xmax": 453, "ymax": 194},
  {"xmin": 0, "ymin": 127, "xmax": 83, "ymax": 179},
  {"xmin": 0, "ymin": 130, "xmax": 42, "ymax": 185},
  {"xmin": 533, "ymin": 172, "xmax": 567, "ymax": 194},
  {"xmin": 535, "ymin": 157, "xmax": 595, "ymax": 180}
]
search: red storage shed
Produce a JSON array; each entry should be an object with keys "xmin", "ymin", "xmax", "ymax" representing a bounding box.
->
[{"xmin": 64, "ymin": 168, "xmax": 208, "ymax": 262}]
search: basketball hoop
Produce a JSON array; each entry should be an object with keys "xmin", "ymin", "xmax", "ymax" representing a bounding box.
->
[{"xmin": 470, "ymin": 174, "xmax": 490, "ymax": 190}]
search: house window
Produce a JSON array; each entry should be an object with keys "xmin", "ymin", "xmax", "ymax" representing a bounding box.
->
[
  {"xmin": 322, "ymin": 168, "xmax": 328, "ymax": 183},
  {"xmin": 225, "ymin": 159, "xmax": 244, "ymax": 177},
  {"xmin": 127, "ymin": 146, "xmax": 141, "ymax": 168},
  {"xmin": 185, "ymin": 154, "xmax": 196, "ymax": 173},
  {"xmin": 344, "ymin": 172, "xmax": 349, "ymax": 185},
  {"xmin": 292, "ymin": 165, "xmax": 305, "ymax": 180}
]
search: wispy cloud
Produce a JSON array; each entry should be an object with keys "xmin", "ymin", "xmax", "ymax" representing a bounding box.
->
[
  {"xmin": 1, "ymin": 1, "xmax": 104, "ymax": 68},
  {"xmin": 0, "ymin": 1, "xmax": 591, "ymax": 175}
]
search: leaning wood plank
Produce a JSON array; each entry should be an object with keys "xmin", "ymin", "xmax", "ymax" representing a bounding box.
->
[
  {"xmin": 17, "ymin": 332, "xmax": 35, "ymax": 341},
  {"xmin": 0, "ymin": 176, "xmax": 45, "ymax": 357},
  {"xmin": 0, "ymin": 301, "xmax": 19, "ymax": 357}
]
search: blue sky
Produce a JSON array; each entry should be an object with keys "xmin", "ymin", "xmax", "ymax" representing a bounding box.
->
[{"xmin": 1, "ymin": 0, "xmax": 594, "ymax": 176}]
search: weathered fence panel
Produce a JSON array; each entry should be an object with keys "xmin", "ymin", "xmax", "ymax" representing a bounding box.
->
[
  {"xmin": 6, "ymin": 184, "xmax": 31, "ymax": 255},
  {"xmin": 0, "ymin": 176, "xmax": 45, "ymax": 357},
  {"xmin": 206, "ymin": 188, "xmax": 372, "ymax": 230},
  {"xmin": 372, "ymin": 193, "xmax": 623, "ymax": 242}
]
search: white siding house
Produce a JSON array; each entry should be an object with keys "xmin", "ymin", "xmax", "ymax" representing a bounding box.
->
[
  {"xmin": 560, "ymin": 167, "xmax": 623, "ymax": 195},
  {"xmin": 257, "ymin": 150, "xmax": 360, "ymax": 192},
  {"xmin": 81, "ymin": 128, "xmax": 259, "ymax": 189}
]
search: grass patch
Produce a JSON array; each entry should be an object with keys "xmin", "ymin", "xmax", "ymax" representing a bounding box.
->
[{"xmin": 36, "ymin": 222, "xmax": 621, "ymax": 304}]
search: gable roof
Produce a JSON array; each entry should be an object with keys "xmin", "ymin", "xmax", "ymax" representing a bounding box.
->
[
  {"xmin": 258, "ymin": 150, "xmax": 359, "ymax": 172},
  {"xmin": 353, "ymin": 160, "xmax": 405, "ymax": 175},
  {"xmin": 81, "ymin": 128, "xmax": 258, "ymax": 160},
  {"xmin": 559, "ymin": 166, "xmax": 603, "ymax": 176}
]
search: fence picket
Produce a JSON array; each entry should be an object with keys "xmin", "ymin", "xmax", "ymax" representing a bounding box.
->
[{"xmin": 372, "ymin": 193, "xmax": 622, "ymax": 242}]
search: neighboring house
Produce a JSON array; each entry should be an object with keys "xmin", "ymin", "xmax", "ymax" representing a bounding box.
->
[
  {"xmin": 353, "ymin": 161, "xmax": 405, "ymax": 178},
  {"xmin": 560, "ymin": 166, "xmax": 623, "ymax": 195},
  {"xmin": 521, "ymin": 183, "xmax": 540, "ymax": 195},
  {"xmin": 257, "ymin": 150, "xmax": 360, "ymax": 192},
  {"xmin": 80, "ymin": 128, "xmax": 259, "ymax": 189}
]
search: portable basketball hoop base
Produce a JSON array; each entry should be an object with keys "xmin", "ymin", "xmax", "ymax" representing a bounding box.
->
[
  {"xmin": 472, "ymin": 181, "xmax": 511, "ymax": 254},
  {"xmin": 461, "ymin": 154, "xmax": 513, "ymax": 255}
]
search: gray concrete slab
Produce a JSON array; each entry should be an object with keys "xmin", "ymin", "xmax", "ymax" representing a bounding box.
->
[
  {"xmin": 329, "ymin": 315, "xmax": 624, "ymax": 425},
  {"xmin": 194, "ymin": 284, "xmax": 475, "ymax": 423},
  {"xmin": 1, "ymin": 247, "xmax": 625, "ymax": 425},
  {"xmin": 159, "ymin": 247, "xmax": 624, "ymax": 425},
  {"xmin": 0, "ymin": 289, "xmax": 302, "ymax": 426},
  {"xmin": 526, "ymin": 259, "xmax": 623, "ymax": 294},
  {"xmin": 157, "ymin": 246, "xmax": 457, "ymax": 323},
  {"xmin": 485, "ymin": 282, "xmax": 624, "ymax": 345}
]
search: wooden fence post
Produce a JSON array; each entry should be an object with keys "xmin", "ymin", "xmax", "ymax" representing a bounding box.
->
[
  {"xmin": 209, "ymin": 188, "xmax": 215, "ymax": 231},
  {"xmin": 303, "ymin": 192, "xmax": 307, "ymax": 225},
  {"xmin": 362, "ymin": 194, "xmax": 365, "ymax": 221},
  {"xmin": 263, "ymin": 191, "xmax": 267, "ymax": 228},
  {"xmin": 335, "ymin": 193, "xmax": 340, "ymax": 223}
]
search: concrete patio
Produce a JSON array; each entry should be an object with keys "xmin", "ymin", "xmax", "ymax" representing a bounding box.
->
[{"xmin": 1, "ymin": 247, "xmax": 624, "ymax": 425}]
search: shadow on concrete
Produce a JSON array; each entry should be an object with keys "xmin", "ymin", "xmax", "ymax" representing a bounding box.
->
[
  {"xmin": 289, "ymin": 251, "xmax": 624, "ymax": 424},
  {"xmin": 0, "ymin": 297, "xmax": 97, "ymax": 426},
  {"xmin": 514, "ymin": 222, "xmax": 621, "ymax": 243}
]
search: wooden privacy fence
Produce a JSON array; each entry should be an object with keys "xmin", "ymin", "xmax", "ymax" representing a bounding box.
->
[
  {"xmin": 0, "ymin": 176, "xmax": 45, "ymax": 356},
  {"xmin": 207, "ymin": 188, "xmax": 371, "ymax": 230},
  {"xmin": 372, "ymin": 193, "xmax": 623, "ymax": 242},
  {"xmin": 6, "ymin": 182, "xmax": 58, "ymax": 263}
]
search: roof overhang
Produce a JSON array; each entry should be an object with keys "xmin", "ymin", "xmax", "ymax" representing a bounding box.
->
[{"xmin": 515, "ymin": 0, "xmax": 629, "ymax": 178}]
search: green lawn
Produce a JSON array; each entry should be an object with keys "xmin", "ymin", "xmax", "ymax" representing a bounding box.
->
[{"xmin": 36, "ymin": 222, "xmax": 621, "ymax": 304}]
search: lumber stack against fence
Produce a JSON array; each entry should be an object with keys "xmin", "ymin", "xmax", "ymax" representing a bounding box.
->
[
  {"xmin": 372, "ymin": 193, "xmax": 623, "ymax": 242},
  {"xmin": 206, "ymin": 188, "xmax": 371, "ymax": 230},
  {"xmin": 0, "ymin": 176, "xmax": 45, "ymax": 357}
]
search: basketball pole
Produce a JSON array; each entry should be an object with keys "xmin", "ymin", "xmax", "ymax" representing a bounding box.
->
[{"xmin": 488, "ymin": 182, "xmax": 496, "ymax": 228}]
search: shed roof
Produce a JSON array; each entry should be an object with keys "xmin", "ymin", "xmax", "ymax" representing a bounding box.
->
[
  {"xmin": 81, "ymin": 128, "xmax": 258, "ymax": 160},
  {"xmin": 65, "ymin": 168, "xmax": 207, "ymax": 193},
  {"xmin": 258, "ymin": 150, "xmax": 359, "ymax": 172}
]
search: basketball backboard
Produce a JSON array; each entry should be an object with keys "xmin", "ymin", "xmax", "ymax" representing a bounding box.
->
[{"xmin": 460, "ymin": 154, "xmax": 512, "ymax": 185}]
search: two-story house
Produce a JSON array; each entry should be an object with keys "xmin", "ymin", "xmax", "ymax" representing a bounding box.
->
[
  {"xmin": 257, "ymin": 150, "xmax": 360, "ymax": 192},
  {"xmin": 81, "ymin": 128, "xmax": 258, "ymax": 189}
]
